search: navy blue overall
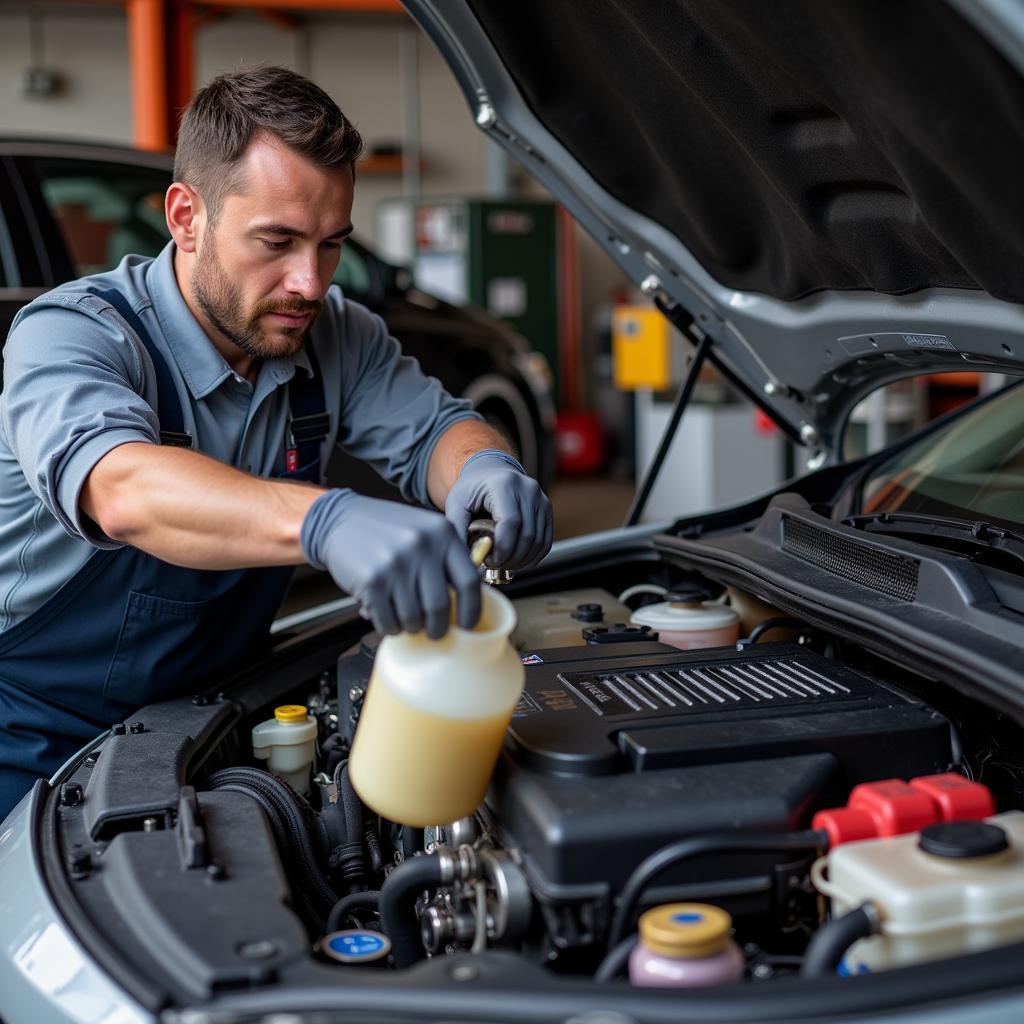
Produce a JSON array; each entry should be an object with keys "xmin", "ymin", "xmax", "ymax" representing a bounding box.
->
[{"xmin": 0, "ymin": 288, "xmax": 329, "ymax": 818}]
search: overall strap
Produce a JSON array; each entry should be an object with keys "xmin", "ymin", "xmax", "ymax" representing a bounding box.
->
[
  {"xmin": 86, "ymin": 287, "xmax": 194, "ymax": 449},
  {"xmin": 287, "ymin": 344, "xmax": 330, "ymax": 469}
]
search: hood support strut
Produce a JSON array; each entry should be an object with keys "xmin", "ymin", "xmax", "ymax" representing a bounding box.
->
[{"xmin": 625, "ymin": 301, "xmax": 712, "ymax": 527}]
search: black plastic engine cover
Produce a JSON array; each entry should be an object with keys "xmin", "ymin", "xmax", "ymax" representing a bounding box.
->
[{"xmin": 489, "ymin": 641, "xmax": 952, "ymax": 894}]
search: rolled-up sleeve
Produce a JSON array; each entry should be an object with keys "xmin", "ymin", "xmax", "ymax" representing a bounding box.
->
[
  {"xmin": 333, "ymin": 297, "xmax": 481, "ymax": 506},
  {"xmin": 1, "ymin": 298, "xmax": 159, "ymax": 546}
]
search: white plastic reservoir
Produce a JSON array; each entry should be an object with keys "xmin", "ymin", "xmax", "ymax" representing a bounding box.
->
[
  {"xmin": 252, "ymin": 705, "xmax": 318, "ymax": 795},
  {"xmin": 813, "ymin": 811, "xmax": 1024, "ymax": 972},
  {"xmin": 630, "ymin": 589, "xmax": 739, "ymax": 650}
]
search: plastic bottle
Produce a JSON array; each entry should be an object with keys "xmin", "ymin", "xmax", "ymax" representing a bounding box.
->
[
  {"xmin": 348, "ymin": 584, "xmax": 524, "ymax": 827},
  {"xmin": 629, "ymin": 903, "xmax": 745, "ymax": 987},
  {"xmin": 252, "ymin": 705, "xmax": 318, "ymax": 794},
  {"xmin": 629, "ymin": 588, "xmax": 740, "ymax": 650}
]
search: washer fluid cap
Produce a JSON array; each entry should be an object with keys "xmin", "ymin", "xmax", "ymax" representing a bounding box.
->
[
  {"xmin": 639, "ymin": 903, "xmax": 732, "ymax": 958},
  {"xmin": 630, "ymin": 600, "xmax": 739, "ymax": 633},
  {"xmin": 322, "ymin": 929, "xmax": 391, "ymax": 964},
  {"xmin": 274, "ymin": 705, "xmax": 309, "ymax": 724},
  {"xmin": 919, "ymin": 821, "xmax": 1010, "ymax": 859}
]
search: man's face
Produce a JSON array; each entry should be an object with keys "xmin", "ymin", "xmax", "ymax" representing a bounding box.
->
[{"xmin": 191, "ymin": 136, "xmax": 355, "ymax": 361}]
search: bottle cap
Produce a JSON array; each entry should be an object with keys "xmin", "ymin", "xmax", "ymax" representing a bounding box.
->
[
  {"xmin": 919, "ymin": 821, "xmax": 1009, "ymax": 859},
  {"xmin": 638, "ymin": 903, "xmax": 733, "ymax": 958},
  {"xmin": 321, "ymin": 929, "xmax": 392, "ymax": 964},
  {"xmin": 573, "ymin": 603, "xmax": 604, "ymax": 623},
  {"xmin": 274, "ymin": 705, "xmax": 309, "ymax": 724}
]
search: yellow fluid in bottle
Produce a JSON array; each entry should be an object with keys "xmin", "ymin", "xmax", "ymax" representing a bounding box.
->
[{"xmin": 348, "ymin": 666, "xmax": 515, "ymax": 828}]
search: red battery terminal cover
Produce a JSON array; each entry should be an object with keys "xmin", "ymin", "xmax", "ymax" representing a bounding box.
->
[{"xmin": 812, "ymin": 772, "xmax": 995, "ymax": 848}]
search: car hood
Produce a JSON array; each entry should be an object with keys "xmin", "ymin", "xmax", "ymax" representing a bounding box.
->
[{"xmin": 404, "ymin": 0, "xmax": 1024, "ymax": 456}]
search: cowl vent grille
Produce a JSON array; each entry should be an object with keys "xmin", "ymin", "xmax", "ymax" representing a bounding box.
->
[{"xmin": 782, "ymin": 515, "xmax": 919, "ymax": 601}]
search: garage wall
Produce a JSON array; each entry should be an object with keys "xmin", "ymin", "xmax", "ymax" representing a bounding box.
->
[
  {"xmin": 0, "ymin": 10, "xmax": 132, "ymax": 144},
  {"xmin": 0, "ymin": 8, "xmax": 488, "ymax": 239}
]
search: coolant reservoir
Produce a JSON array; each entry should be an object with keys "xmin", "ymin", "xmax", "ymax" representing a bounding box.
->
[
  {"xmin": 252, "ymin": 705, "xmax": 318, "ymax": 794},
  {"xmin": 813, "ymin": 812, "xmax": 1024, "ymax": 972},
  {"xmin": 630, "ymin": 588, "xmax": 739, "ymax": 650},
  {"xmin": 348, "ymin": 585, "xmax": 524, "ymax": 827}
]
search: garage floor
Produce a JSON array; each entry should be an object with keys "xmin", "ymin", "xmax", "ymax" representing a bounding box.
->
[{"xmin": 550, "ymin": 475, "xmax": 634, "ymax": 539}]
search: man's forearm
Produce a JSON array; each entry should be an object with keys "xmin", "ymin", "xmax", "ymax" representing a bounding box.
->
[
  {"xmin": 425, "ymin": 420, "xmax": 517, "ymax": 510},
  {"xmin": 81, "ymin": 442, "xmax": 325, "ymax": 569}
]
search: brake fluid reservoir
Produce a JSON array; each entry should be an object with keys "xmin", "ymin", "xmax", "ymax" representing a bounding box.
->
[
  {"xmin": 812, "ymin": 812, "xmax": 1024, "ymax": 972},
  {"xmin": 630, "ymin": 589, "xmax": 739, "ymax": 650},
  {"xmin": 252, "ymin": 705, "xmax": 318, "ymax": 794},
  {"xmin": 348, "ymin": 585, "xmax": 524, "ymax": 827},
  {"xmin": 629, "ymin": 903, "xmax": 744, "ymax": 987}
]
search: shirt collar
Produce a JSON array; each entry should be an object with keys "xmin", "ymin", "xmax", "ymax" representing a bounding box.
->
[{"xmin": 146, "ymin": 241, "xmax": 314, "ymax": 399}]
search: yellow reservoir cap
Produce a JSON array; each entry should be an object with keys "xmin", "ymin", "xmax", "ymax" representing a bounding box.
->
[
  {"xmin": 274, "ymin": 705, "xmax": 309, "ymax": 724},
  {"xmin": 638, "ymin": 903, "xmax": 733, "ymax": 959}
]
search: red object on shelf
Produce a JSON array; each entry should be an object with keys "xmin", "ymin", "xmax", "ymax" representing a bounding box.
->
[
  {"xmin": 555, "ymin": 410, "xmax": 606, "ymax": 475},
  {"xmin": 812, "ymin": 773, "xmax": 995, "ymax": 848},
  {"xmin": 754, "ymin": 408, "xmax": 779, "ymax": 435}
]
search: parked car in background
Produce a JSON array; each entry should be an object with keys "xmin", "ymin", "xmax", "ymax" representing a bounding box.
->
[{"xmin": 0, "ymin": 139, "xmax": 554, "ymax": 491}]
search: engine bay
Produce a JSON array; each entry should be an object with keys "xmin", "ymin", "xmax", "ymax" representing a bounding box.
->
[
  {"xmin": 38, "ymin": 543, "xmax": 1024, "ymax": 1014},
  {"xmin": 306, "ymin": 588, "xmax": 974, "ymax": 979}
]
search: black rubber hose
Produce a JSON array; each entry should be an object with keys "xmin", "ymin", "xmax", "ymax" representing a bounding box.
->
[
  {"xmin": 208, "ymin": 767, "xmax": 338, "ymax": 910},
  {"xmin": 595, "ymin": 935, "xmax": 639, "ymax": 983},
  {"xmin": 379, "ymin": 854, "xmax": 445, "ymax": 967},
  {"xmin": 327, "ymin": 890, "xmax": 382, "ymax": 934},
  {"xmin": 607, "ymin": 830, "xmax": 827, "ymax": 950},
  {"xmin": 744, "ymin": 617, "xmax": 805, "ymax": 645},
  {"xmin": 365, "ymin": 826, "xmax": 383, "ymax": 874},
  {"xmin": 333, "ymin": 763, "xmax": 366, "ymax": 885},
  {"xmin": 210, "ymin": 780, "xmax": 328, "ymax": 929},
  {"xmin": 800, "ymin": 904, "xmax": 878, "ymax": 978}
]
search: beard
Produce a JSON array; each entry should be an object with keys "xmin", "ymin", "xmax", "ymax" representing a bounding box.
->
[{"xmin": 191, "ymin": 232, "xmax": 322, "ymax": 361}]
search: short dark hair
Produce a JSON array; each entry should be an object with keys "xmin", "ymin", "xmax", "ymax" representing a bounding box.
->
[{"xmin": 174, "ymin": 65, "xmax": 364, "ymax": 221}]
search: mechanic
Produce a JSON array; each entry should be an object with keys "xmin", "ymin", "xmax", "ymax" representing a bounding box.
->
[{"xmin": 0, "ymin": 66, "xmax": 552, "ymax": 818}]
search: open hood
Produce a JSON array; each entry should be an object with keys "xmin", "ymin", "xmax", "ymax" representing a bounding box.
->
[{"xmin": 404, "ymin": 0, "xmax": 1024, "ymax": 457}]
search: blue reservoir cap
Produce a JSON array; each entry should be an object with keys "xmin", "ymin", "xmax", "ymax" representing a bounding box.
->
[{"xmin": 323, "ymin": 929, "xmax": 391, "ymax": 964}]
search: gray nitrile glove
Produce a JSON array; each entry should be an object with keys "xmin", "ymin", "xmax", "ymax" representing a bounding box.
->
[
  {"xmin": 444, "ymin": 449, "xmax": 553, "ymax": 570},
  {"xmin": 301, "ymin": 489, "xmax": 482, "ymax": 639}
]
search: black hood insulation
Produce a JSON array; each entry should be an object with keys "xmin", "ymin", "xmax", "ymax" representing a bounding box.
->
[{"xmin": 468, "ymin": 0, "xmax": 1024, "ymax": 303}]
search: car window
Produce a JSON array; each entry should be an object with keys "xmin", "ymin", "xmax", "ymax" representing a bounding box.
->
[
  {"xmin": 332, "ymin": 242, "xmax": 371, "ymax": 298},
  {"xmin": 860, "ymin": 380, "xmax": 1024, "ymax": 527},
  {"xmin": 29, "ymin": 158, "xmax": 171, "ymax": 277},
  {"xmin": 843, "ymin": 373, "xmax": 1010, "ymax": 461}
]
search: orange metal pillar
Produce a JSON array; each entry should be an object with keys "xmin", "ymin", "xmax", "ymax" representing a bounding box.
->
[
  {"xmin": 168, "ymin": 1, "xmax": 196, "ymax": 140},
  {"xmin": 127, "ymin": 0, "xmax": 170, "ymax": 150}
]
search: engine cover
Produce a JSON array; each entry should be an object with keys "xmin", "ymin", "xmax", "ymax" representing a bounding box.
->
[{"xmin": 489, "ymin": 641, "xmax": 952, "ymax": 898}]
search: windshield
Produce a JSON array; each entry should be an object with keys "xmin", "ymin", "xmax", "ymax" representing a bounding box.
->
[{"xmin": 860, "ymin": 382, "xmax": 1024, "ymax": 528}]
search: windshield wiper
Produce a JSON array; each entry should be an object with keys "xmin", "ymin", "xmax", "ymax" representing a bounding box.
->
[{"xmin": 843, "ymin": 512, "xmax": 1024, "ymax": 574}]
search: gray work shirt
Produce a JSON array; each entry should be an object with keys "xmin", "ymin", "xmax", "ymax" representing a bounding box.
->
[{"xmin": 0, "ymin": 242, "xmax": 479, "ymax": 632}]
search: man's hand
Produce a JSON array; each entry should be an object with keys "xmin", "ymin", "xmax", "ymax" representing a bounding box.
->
[
  {"xmin": 444, "ymin": 450, "xmax": 553, "ymax": 570},
  {"xmin": 301, "ymin": 489, "xmax": 482, "ymax": 639}
]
